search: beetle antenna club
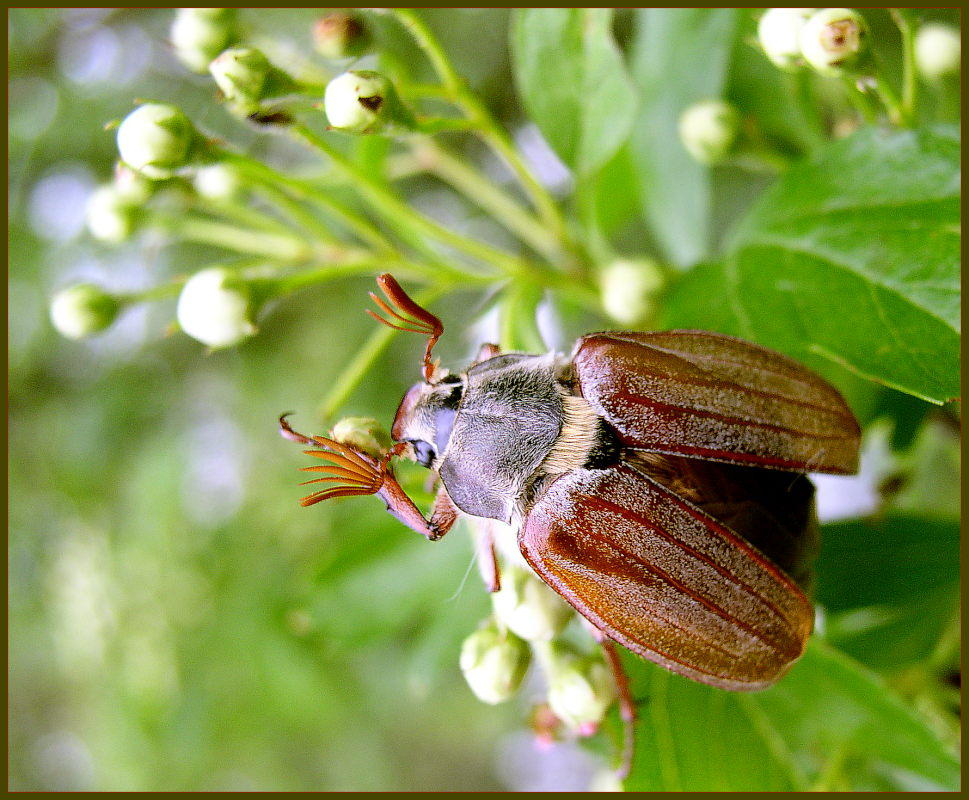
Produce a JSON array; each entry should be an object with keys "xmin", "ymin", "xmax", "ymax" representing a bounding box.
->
[{"xmin": 367, "ymin": 272, "xmax": 443, "ymax": 383}]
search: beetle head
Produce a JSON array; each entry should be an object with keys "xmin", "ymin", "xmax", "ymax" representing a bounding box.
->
[{"xmin": 392, "ymin": 373, "xmax": 463, "ymax": 468}]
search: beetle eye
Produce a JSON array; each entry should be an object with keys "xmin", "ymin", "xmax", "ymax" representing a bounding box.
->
[{"xmin": 411, "ymin": 440, "xmax": 435, "ymax": 468}]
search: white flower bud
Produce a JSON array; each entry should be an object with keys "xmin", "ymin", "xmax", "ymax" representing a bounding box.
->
[
  {"xmin": 171, "ymin": 7, "xmax": 237, "ymax": 73},
  {"xmin": 323, "ymin": 70, "xmax": 415, "ymax": 134},
  {"xmin": 209, "ymin": 47, "xmax": 271, "ymax": 113},
  {"xmin": 757, "ymin": 8, "xmax": 816, "ymax": 68},
  {"xmin": 799, "ymin": 8, "xmax": 870, "ymax": 76},
  {"xmin": 599, "ymin": 258, "xmax": 665, "ymax": 326},
  {"xmin": 491, "ymin": 566, "xmax": 572, "ymax": 642},
  {"xmin": 324, "ymin": 71, "xmax": 390, "ymax": 133},
  {"xmin": 313, "ymin": 12, "xmax": 371, "ymax": 60},
  {"xmin": 330, "ymin": 417, "xmax": 392, "ymax": 459},
  {"xmin": 678, "ymin": 100, "xmax": 740, "ymax": 165},
  {"xmin": 117, "ymin": 103, "xmax": 196, "ymax": 179},
  {"xmin": 176, "ymin": 267, "xmax": 257, "ymax": 348},
  {"xmin": 85, "ymin": 185, "xmax": 138, "ymax": 243},
  {"xmin": 915, "ymin": 24, "xmax": 961, "ymax": 82},
  {"xmin": 540, "ymin": 644, "xmax": 616, "ymax": 733},
  {"xmin": 459, "ymin": 622, "xmax": 530, "ymax": 705},
  {"xmin": 50, "ymin": 284, "xmax": 120, "ymax": 339},
  {"xmin": 192, "ymin": 164, "xmax": 242, "ymax": 201}
]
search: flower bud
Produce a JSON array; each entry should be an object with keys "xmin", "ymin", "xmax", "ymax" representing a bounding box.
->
[
  {"xmin": 678, "ymin": 100, "xmax": 740, "ymax": 165},
  {"xmin": 757, "ymin": 8, "xmax": 816, "ymax": 69},
  {"xmin": 491, "ymin": 566, "xmax": 572, "ymax": 642},
  {"xmin": 50, "ymin": 284, "xmax": 121, "ymax": 339},
  {"xmin": 330, "ymin": 417, "xmax": 392, "ymax": 459},
  {"xmin": 85, "ymin": 185, "xmax": 139, "ymax": 243},
  {"xmin": 313, "ymin": 12, "xmax": 371, "ymax": 60},
  {"xmin": 599, "ymin": 258, "xmax": 665, "ymax": 326},
  {"xmin": 459, "ymin": 621, "xmax": 530, "ymax": 705},
  {"xmin": 799, "ymin": 8, "xmax": 870, "ymax": 76},
  {"xmin": 915, "ymin": 24, "xmax": 961, "ymax": 82},
  {"xmin": 113, "ymin": 162, "xmax": 154, "ymax": 205},
  {"xmin": 323, "ymin": 70, "xmax": 415, "ymax": 134},
  {"xmin": 116, "ymin": 103, "xmax": 197, "ymax": 179},
  {"xmin": 192, "ymin": 163, "xmax": 242, "ymax": 201},
  {"xmin": 209, "ymin": 47, "xmax": 271, "ymax": 114},
  {"xmin": 539, "ymin": 643, "xmax": 616, "ymax": 733},
  {"xmin": 176, "ymin": 267, "xmax": 257, "ymax": 348},
  {"xmin": 171, "ymin": 7, "xmax": 237, "ymax": 73}
]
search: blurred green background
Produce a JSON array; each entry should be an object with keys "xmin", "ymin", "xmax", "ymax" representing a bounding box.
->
[{"xmin": 8, "ymin": 8, "xmax": 960, "ymax": 791}]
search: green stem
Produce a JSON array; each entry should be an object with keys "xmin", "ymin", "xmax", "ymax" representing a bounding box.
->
[
  {"xmin": 785, "ymin": 69, "xmax": 827, "ymax": 148},
  {"xmin": 290, "ymin": 123, "xmax": 521, "ymax": 277},
  {"xmin": 250, "ymin": 180, "xmax": 338, "ymax": 245},
  {"xmin": 319, "ymin": 286, "xmax": 447, "ymax": 418},
  {"xmin": 151, "ymin": 213, "xmax": 311, "ymax": 261},
  {"xmin": 220, "ymin": 150, "xmax": 397, "ymax": 254},
  {"xmin": 119, "ymin": 279, "xmax": 186, "ymax": 304},
  {"xmin": 390, "ymin": 8, "xmax": 570, "ymax": 247},
  {"xmin": 408, "ymin": 139, "xmax": 562, "ymax": 261},
  {"xmin": 891, "ymin": 8, "xmax": 918, "ymax": 124}
]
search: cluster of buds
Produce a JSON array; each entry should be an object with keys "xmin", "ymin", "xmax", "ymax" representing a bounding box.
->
[
  {"xmin": 757, "ymin": 8, "xmax": 871, "ymax": 76},
  {"xmin": 459, "ymin": 558, "xmax": 618, "ymax": 742}
]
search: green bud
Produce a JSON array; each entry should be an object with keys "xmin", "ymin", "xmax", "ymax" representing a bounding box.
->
[
  {"xmin": 330, "ymin": 417, "xmax": 392, "ymax": 459},
  {"xmin": 171, "ymin": 7, "xmax": 237, "ymax": 73},
  {"xmin": 313, "ymin": 12, "xmax": 371, "ymax": 60},
  {"xmin": 799, "ymin": 8, "xmax": 870, "ymax": 76},
  {"xmin": 459, "ymin": 621, "xmax": 530, "ymax": 705},
  {"xmin": 915, "ymin": 24, "xmax": 961, "ymax": 82},
  {"xmin": 539, "ymin": 643, "xmax": 616, "ymax": 733},
  {"xmin": 209, "ymin": 47, "xmax": 271, "ymax": 114},
  {"xmin": 176, "ymin": 267, "xmax": 257, "ymax": 348},
  {"xmin": 599, "ymin": 258, "xmax": 665, "ymax": 326},
  {"xmin": 678, "ymin": 99, "xmax": 740, "ymax": 165},
  {"xmin": 491, "ymin": 566, "xmax": 572, "ymax": 642},
  {"xmin": 50, "ymin": 284, "xmax": 121, "ymax": 339},
  {"xmin": 85, "ymin": 185, "xmax": 139, "ymax": 243},
  {"xmin": 112, "ymin": 162, "xmax": 154, "ymax": 205},
  {"xmin": 192, "ymin": 163, "xmax": 242, "ymax": 201},
  {"xmin": 116, "ymin": 103, "xmax": 197, "ymax": 179},
  {"xmin": 323, "ymin": 70, "xmax": 415, "ymax": 134},
  {"xmin": 757, "ymin": 8, "xmax": 816, "ymax": 69}
]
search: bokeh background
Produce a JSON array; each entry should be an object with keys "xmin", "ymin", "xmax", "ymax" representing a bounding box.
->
[{"xmin": 8, "ymin": 8, "xmax": 960, "ymax": 791}]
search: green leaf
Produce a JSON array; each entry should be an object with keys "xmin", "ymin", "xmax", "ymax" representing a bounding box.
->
[
  {"xmin": 511, "ymin": 9, "xmax": 637, "ymax": 176},
  {"xmin": 664, "ymin": 127, "xmax": 960, "ymax": 404},
  {"xmin": 629, "ymin": 9, "xmax": 738, "ymax": 266},
  {"xmin": 814, "ymin": 514, "xmax": 959, "ymax": 670},
  {"xmin": 623, "ymin": 639, "xmax": 959, "ymax": 791}
]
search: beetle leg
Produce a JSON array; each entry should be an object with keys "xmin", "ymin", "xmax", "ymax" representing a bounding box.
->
[
  {"xmin": 586, "ymin": 627, "xmax": 636, "ymax": 780},
  {"xmin": 474, "ymin": 520, "xmax": 502, "ymax": 593},
  {"xmin": 376, "ymin": 476, "xmax": 458, "ymax": 541}
]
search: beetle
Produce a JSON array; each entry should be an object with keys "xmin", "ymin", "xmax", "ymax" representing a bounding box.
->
[{"xmin": 280, "ymin": 273, "xmax": 860, "ymax": 769}]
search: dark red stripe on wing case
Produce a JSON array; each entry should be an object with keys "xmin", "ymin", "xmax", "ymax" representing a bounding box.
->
[
  {"xmin": 573, "ymin": 331, "xmax": 860, "ymax": 474},
  {"xmin": 519, "ymin": 464, "xmax": 812, "ymax": 689}
]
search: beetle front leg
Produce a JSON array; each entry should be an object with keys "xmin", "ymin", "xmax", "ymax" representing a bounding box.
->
[{"xmin": 379, "ymin": 477, "xmax": 459, "ymax": 541}]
